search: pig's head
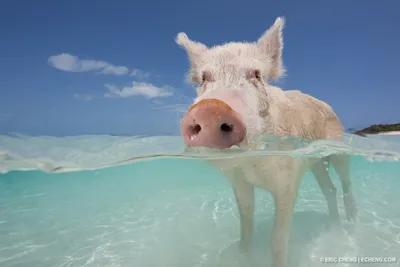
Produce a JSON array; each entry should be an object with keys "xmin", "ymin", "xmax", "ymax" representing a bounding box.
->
[{"xmin": 177, "ymin": 17, "xmax": 286, "ymax": 149}]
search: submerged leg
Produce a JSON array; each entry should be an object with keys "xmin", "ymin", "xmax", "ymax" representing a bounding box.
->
[
  {"xmin": 230, "ymin": 169, "xmax": 255, "ymax": 253},
  {"xmin": 270, "ymin": 182, "xmax": 299, "ymax": 267},
  {"xmin": 310, "ymin": 158, "xmax": 340, "ymax": 223},
  {"xmin": 330, "ymin": 154, "xmax": 358, "ymax": 221}
]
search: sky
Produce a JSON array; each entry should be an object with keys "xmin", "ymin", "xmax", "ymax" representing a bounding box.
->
[{"xmin": 0, "ymin": 0, "xmax": 399, "ymax": 136}]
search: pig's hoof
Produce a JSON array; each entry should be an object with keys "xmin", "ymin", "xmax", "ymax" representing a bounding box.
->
[
  {"xmin": 344, "ymin": 192, "xmax": 358, "ymax": 222},
  {"xmin": 329, "ymin": 209, "xmax": 341, "ymax": 225},
  {"xmin": 328, "ymin": 215, "xmax": 341, "ymax": 229}
]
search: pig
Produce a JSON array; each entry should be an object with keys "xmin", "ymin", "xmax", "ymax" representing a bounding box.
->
[{"xmin": 175, "ymin": 16, "xmax": 358, "ymax": 267}]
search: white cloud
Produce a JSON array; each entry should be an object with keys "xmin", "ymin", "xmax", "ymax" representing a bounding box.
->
[
  {"xmin": 48, "ymin": 53, "xmax": 131, "ymax": 76},
  {"xmin": 100, "ymin": 65, "xmax": 129, "ymax": 76},
  {"xmin": 104, "ymin": 82, "xmax": 173, "ymax": 99},
  {"xmin": 73, "ymin": 93, "xmax": 94, "ymax": 101},
  {"xmin": 130, "ymin": 69, "xmax": 151, "ymax": 79}
]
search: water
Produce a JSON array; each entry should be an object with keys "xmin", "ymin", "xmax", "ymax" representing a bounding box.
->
[{"xmin": 0, "ymin": 133, "xmax": 400, "ymax": 267}]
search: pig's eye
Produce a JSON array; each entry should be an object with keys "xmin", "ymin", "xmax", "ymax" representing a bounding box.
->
[
  {"xmin": 246, "ymin": 69, "xmax": 262, "ymax": 81},
  {"xmin": 201, "ymin": 71, "xmax": 213, "ymax": 84},
  {"xmin": 255, "ymin": 70, "xmax": 262, "ymax": 80}
]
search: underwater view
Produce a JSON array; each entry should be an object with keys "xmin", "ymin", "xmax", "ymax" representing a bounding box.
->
[{"xmin": 0, "ymin": 133, "xmax": 399, "ymax": 267}]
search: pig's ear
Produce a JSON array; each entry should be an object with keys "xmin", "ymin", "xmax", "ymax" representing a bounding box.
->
[
  {"xmin": 176, "ymin": 32, "xmax": 208, "ymax": 83},
  {"xmin": 257, "ymin": 17, "xmax": 286, "ymax": 79}
]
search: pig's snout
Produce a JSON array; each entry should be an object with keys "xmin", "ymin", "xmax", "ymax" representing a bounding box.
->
[{"xmin": 181, "ymin": 99, "xmax": 246, "ymax": 149}]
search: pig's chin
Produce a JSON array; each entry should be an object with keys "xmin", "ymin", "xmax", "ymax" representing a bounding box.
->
[{"xmin": 183, "ymin": 144, "xmax": 244, "ymax": 155}]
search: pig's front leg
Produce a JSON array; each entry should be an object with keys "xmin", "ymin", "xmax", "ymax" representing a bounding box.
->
[
  {"xmin": 270, "ymin": 178, "xmax": 299, "ymax": 267},
  {"xmin": 229, "ymin": 169, "xmax": 255, "ymax": 253},
  {"xmin": 210, "ymin": 160, "xmax": 255, "ymax": 253}
]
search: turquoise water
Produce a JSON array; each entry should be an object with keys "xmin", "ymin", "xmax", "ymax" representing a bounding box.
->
[{"xmin": 0, "ymin": 133, "xmax": 400, "ymax": 267}]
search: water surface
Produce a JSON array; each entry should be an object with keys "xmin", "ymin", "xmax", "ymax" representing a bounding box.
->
[{"xmin": 0, "ymin": 133, "xmax": 399, "ymax": 267}]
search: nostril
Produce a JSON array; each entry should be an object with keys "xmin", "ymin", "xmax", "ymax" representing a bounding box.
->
[
  {"xmin": 190, "ymin": 124, "xmax": 201, "ymax": 135},
  {"xmin": 220, "ymin": 123, "xmax": 233, "ymax": 133}
]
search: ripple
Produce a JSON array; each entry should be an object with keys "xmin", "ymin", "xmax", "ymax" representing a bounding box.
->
[{"xmin": 1, "ymin": 133, "xmax": 400, "ymax": 174}]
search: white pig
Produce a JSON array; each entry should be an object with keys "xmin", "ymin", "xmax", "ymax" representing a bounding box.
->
[{"xmin": 176, "ymin": 16, "xmax": 358, "ymax": 267}]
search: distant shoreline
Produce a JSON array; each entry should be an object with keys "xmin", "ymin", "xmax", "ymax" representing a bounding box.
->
[{"xmin": 353, "ymin": 123, "xmax": 400, "ymax": 136}]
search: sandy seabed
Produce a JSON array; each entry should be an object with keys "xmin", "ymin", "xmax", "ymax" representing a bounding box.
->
[{"xmin": 376, "ymin": 131, "xmax": 400, "ymax": 136}]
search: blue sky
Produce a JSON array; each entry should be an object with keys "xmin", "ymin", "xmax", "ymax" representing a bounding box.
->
[{"xmin": 0, "ymin": 0, "xmax": 399, "ymax": 136}]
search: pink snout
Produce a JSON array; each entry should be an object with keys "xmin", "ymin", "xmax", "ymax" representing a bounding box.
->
[{"xmin": 181, "ymin": 99, "xmax": 246, "ymax": 149}]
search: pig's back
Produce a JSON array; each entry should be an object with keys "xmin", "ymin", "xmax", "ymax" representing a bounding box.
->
[{"xmin": 271, "ymin": 89, "xmax": 344, "ymax": 141}]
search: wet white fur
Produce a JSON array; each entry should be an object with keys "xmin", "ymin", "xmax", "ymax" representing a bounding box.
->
[{"xmin": 176, "ymin": 17, "xmax": 358, "ymax": 267}]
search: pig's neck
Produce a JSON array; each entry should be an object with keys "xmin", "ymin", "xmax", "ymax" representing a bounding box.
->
[{"xmin": 262, "ymin": 84, "xmax": 290, "ymax": 136}]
